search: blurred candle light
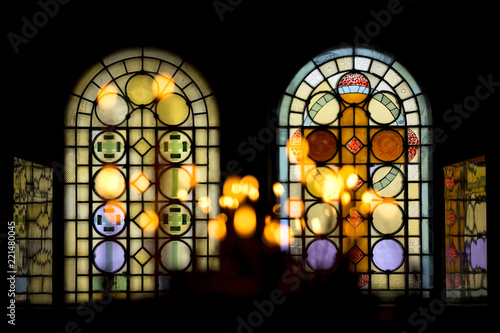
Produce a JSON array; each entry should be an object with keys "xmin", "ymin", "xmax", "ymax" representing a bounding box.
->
[
  {"xmin": 208, "ymin": 213, "xmax": 227, "ymax": 240},
  {"xmin": 273, "ymin": 182, "xmax": 285, "ymax": 197},
  {"xmin": 341, "ymin": 191, "xmax": 351, "ymax": 205},
  {"xmin": 97, "ymin": 83, "xmax": 118, "ymax": 110},
  {"xmin": 311, "ymin": 217, "xmax": 323, "ymax": 235},
  {"xmin": 346, "ymin": 173, "xmax": 359, "ymax": 189},
  {"xmin": 362, "ymin": 191, "xmax": 373, "ymax": 204},
  {"xmin": 198, "ymin": 196, "xmax": 212, "ymax": 214},
  {"xmin": 177, "ymin": 189, "xmax": 189, "ymax": 201},
  {"xmin": 223, "ymin": 175, "xmax": 245, "ymax": 203},
  {"xmin": 219, "ymin": 196, "xmax": 239, "ymax": 210},
  {"xmin": 263, "ymin": 218, "xmax": 282, "ymax": 247},
  {"xmin": 293, "ymin": 217, "xmax": 304, "ymax": 233},
  {"xmin": 234, "ymin": 204, "xmax": 257, "ymax": 239},
  {"xmin": 153, "ymin": 73, "xmax": 175, "ymax": 98}
]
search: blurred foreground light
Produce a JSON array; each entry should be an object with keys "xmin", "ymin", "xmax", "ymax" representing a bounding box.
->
[
  {"xmin": 311, "ymin": 217, "xmax": 323, "ymax": 235},
  {"xmin": 234, "ymin": 204, "xmax": 256, "ymax": 238},
  {"xmin": 362, "ymin": 191, "xmax": 373, "ymax": 204},
  {"xmin": 262, "ymin": 219, "xmax": 281, "ymax": 247},
  {"xmin": 248, "ymin": 187, "xmax": 259, "ymax": 201},
  {"xmin": 219, "ymin": 196, "xmax": 239, "ymax": 210},
  {"xmin": 176, "ymin": 189, "xmax": 190, "ymax": 201},
  {"xmin": 240, "ymin": 175, "xmax": 259, "ymax": 194},
  {"xmin": 223, "ymin": 175, "xmax": 245, "ymax": 202},
  {"xmin": 153, "ymin": 73, "xmax": 175, "ymax": 98},
  {"xmin": 208, "ymin": 214, "xmax": 227, "ymax": 240},
  {"xmin": 97, "ymin": 83, "xmax": 118, "ymax": 110},
  {"xmin": 346, "ymin": 173, "xmax": 359, "ymax": 189},
  {"xmin": 273, "ymin": 182, "xmax": 285, "ymax": 197},
  {"xmin": 341, "ymin": 191, "xmax": 351, "ymax": 205},
  {"xmin": 198, "ymin": 196, "xmax": 212, "ymax": 214}
]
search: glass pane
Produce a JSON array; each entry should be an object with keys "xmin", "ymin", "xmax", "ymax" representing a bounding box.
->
[
  {"xmin": 444, "ymin": 156, "xmax": 487, "ymax": 302},
  {"xmin": 13, "ymin": 157, "xmax": 53, "ymax": 305}
]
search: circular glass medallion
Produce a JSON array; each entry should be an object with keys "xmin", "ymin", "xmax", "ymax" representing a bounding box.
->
[
  {"xmin": 372, "ymin": 202, "xmax": 404, "ymax": 235},
  {"xmin": 306, "ymin": 202, "xmax": 338, "ymax": 235},
  {"xmin": 158, "ymin": 131, "xmax": 192, "ymax": 163},
  {"xmin": 306, "ymin": 239, "xmax": 338, "ymax": 270},
  {"xmin": 369, "ymin": 92, "xmax": 401, "ymax": 125},
  {"xmin": 372, "ymin": 239, "xmax": 404, "ymax": 271},
  {"xmin": 307, "ymin": 92, "xmax": 340, "ymax": 125},
  {"xmin": 337, "ymin": 72, "xmax": 370, "ymax": 104},
  {"xmin": 159, "ymin": 167, "xmax": 192, "ymax": 199},
  {"xmin": 160, "ymin": 240, "xmax": 192, "ymax": 271},
  {"xmin": 95, "ymin": 93, "xmax": 129, "ymax": 126},
  {"xmin": 159, "ymin": 203, "xmax": 192, "ymax": 236},
  {"xmin": 372, "ymin": 166, "xmax": 404, "ymax": 198},
  {"xmin": 93, "ymin": 166, "xmax": 126, "ymax": 200},
  {"xmin": 371, "ymin": 129, "xmax": 404, "ymax": 162},
  {"xmin": 305, "ymin": 166, "xmax": 339, "ymax": 199},
  {"xmin": 93, "ymin": 202, "xmax": 126, "ymax": 237},
  {"xmin": 126, "ymin": 74, "xmax": 157, "ymax": 105},
  {"xmin": 93, "ymin": 131, "xmax": 126, "ymax": 163},
  {"xmin": 93, "ymin": 240, "xmax": 126, "ymax": 273},
  {"xmin": 156, "ymin": 93, "xmax": 190, "ymax": 126},
  {"xmin": 307, "ymin": 130, "xmax": 338, "ymax": 162}
]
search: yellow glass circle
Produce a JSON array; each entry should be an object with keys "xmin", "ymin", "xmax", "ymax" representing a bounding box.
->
[
  {"xmin": 126, "ymin": 74, "xmax": 157, "ymax": 105},
  {"xmin": 305, "ymin": 166, "xmax": 339, "ymax": 199},
  {"xmin": 157, "ymin": 93, "xmax": 190, "ymax": 125},
  {"xmin": 372, "ymin": 202, "xmax": 403, "ymax": 234},
  {"xmin": 94, "ymin": 166, "xmax": 126, "ymax": 199}
]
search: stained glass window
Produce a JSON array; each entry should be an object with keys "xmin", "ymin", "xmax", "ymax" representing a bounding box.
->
[
  {"xmin": 444, "ymin": 156, "xmax": 487, "ymax": 302},
  {"xmin": 63, "ymin": 47, "xmax": 221, "ymax": 303},
  {"xmin": 13, "ymin": 157, "xmax": 53, "ymax": 305},
  {"xmin": 276, "ymin": 46, "xmax": 433, "ymax": 301}
]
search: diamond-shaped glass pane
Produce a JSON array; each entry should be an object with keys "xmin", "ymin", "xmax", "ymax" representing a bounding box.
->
[
  {"xmin": 347, "ymin": 245, "xmax": 365, "ymax": 264},
  {"xmin": 130, "ymin": 172, "xmax": 150, "ymax": 193},
  {"xmin": 346, "ymin": 209, "xmax": 364, "ymax": 227},
  {"xmin": 346, "ymin": 137, "xmax": 363, "ymax": 154},
  {"xmin": 134, "ymin": 138, "xmax": 152, "ymax": 156},
  {"xmin": 134, "ymin": 248, "xmax": 152, "ymax": 265}
]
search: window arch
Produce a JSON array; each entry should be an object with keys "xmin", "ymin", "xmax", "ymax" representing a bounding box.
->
[
  {"xmin": 63, "ymin": 47, "xmax": 221, "ymax": 303},
  {"xmin": 276, "ymin": 46, "xmax": 433, "ymax": 301}
]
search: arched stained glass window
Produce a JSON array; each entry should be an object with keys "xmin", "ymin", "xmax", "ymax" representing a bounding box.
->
[
  {"xmin": 63, "ymin": 47, "xmax": 221, "ymax": 303},
  {"xmin": 276, "ymin": 46, "xmax": 433, "ymax": 301}
]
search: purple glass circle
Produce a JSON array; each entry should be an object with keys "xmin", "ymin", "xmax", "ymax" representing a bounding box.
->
[
  {"xmin": 306, "ymin": 239, "xmax": 338, "ymax": 270},
  {"xmin": 93, "ymin": 241, "xmax": 126, "ymax": 273},
  {"xmin": 372, "ymin": 239, "xmax": 404, "ymax": 271},
  {"xmin": 93, "ymin": 203, "xmax": 126, "ymax": 237}
]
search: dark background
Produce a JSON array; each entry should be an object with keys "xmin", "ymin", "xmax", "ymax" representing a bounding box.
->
[{"xmin": 2, "ymin": 0, "xmax": 498, "ymax": 332}]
